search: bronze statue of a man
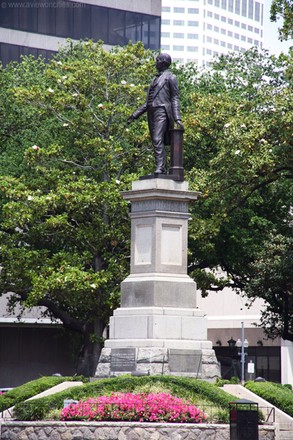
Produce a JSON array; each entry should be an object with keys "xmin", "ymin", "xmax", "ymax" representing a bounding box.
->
[{"xmin": 128, "ymin": 53, "xmax": 184, "ymax": 175}]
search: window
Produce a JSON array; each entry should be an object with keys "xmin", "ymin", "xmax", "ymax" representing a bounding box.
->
[
  {"xmin": 0, "ymin": 43, "xmax": 55, "ymax": 67},
  {"xmin": 161, "ymin": 32, "xmax": 170, "ymax": 38},
  {"xmin": 208, "ymin": 0, "xmax": 213, "ymax": 4},
  {"xmin": 221, "ymin": 28, "xmax": 226, "ymax": 34},
  {"xmin": 254, "ymin": 27, "xmax": 260, "ymax": 34},
  {"xmin": 207, "ymin": 36, "xmax": 212, "ymax": 42},
  {"xmin": 235, "ymin": 0, "xmax": 241, "ymax": 14},
  {"xmin": 187, "ymin": 46, "xmax": 199, "ymax": 52},
  {"xmin": 207, "ymin": 11, "xmax": 213, "ymax": 17},
  {"xmin": 221, "ymin": 40, "xmax": 226, "ymax": 46},
  {"xmin": 162, "ymin": 7, "xmax": 171, "ymax": 12},
  {"xmin": 228, "ymin": 0, "xmax": 234, "ymax": 12},
  {"xmin": 255, "ymin": 2, "xmax": 260, "ymax": 21},
  {"xmin": 188, "ymin": 33, "xmax": 199, "ymax": 39},
  {"xmin": 188, "ymin": 21, "xmax": 199, "ymax": 26},
  {"xmin": 221, "ymin": 16, "xmax": 227, "ymax": 21},
  {"xmin": 214, "ymin": 38, "xmax": 219, "ymax": 45},
  {"xmin": 241, "ymin": 23, "xmax": 247, "ymax": 29},
  {"xmin": 207, "ymin": 24, "xmax": 213, "ymax": 30},
  {"xmin": 241, "ymin": 35, "xmax": 246, "ymax": 41},
  {"xmin": 248, "ymin": 0, "xmax": 253, "ymax": 19},
  {"xmin": 228, "ymin": 31, "xmax": 233, "ymax": 37},
  {"xmin": 188, "ymin": 8, "xmax": 199, "ymax": 13},
  {"xmin": 174, "ymin": 20, "xmax": 184, "ymax": 26},
  {"xmin": 161, "ymin": 45, "xmax": 170, "ymax": 50},
  {"xmin": 215, "ymin": 13, "xmax": 220, "ymax": 19},
  {"xmin": 248, "ymin": 25, "xmax": 253, "ymax": 31},
  {"xmin": 0, "ymin": 3, "xmax": 161, "ymax": 51},
  {"xmin": 221, "ymin": 0, "xmax": 227, "ymax": 8},
  {"xmin": 248, "ymin": 37, "xmax": 253, "ymax": 43},
  {"xmin": 174, "ymin": 33, "xmax": 184, "ymax": 38},
  {"xmin": 207, "ymin": 49, "xmax": 212, "ymax": 54},
  {"xmin": 228, "ymin": 18, "xmax": 233, "ymax": 24},
  {"xmin": 214, "ymin": 26, "xmax": 219, "ymax": 32},
  {"xmin": 235, "ymin": 20, "xmax": 240, "ymax": 27},
  {"xmin": 173, "ymin": 45, "xmax": 184, "ymax": 51},
  {"xmin": 228, "ymin": 43, "xmax": 233, "ymax": 49},
  {"xmin": 215, "ymin": 0, "xmax": 220, "ymax": 6},
  {"xmin": 234, "ymin": 33, "xmax": 240, "ymax": 39},
  {"xmin": 234, "ymin": 45, "xmax": 239, "ymax": 50},
  {"xmin": 242, "ymin": 0, "xmax": 247, "ymax": 16},
  {"xmin": 162, "ymin": 19, "xmax": 171, "ymax": 25},
  {"xmin": 254, "ymin": 40, "xmax": 259, "ymax": 46},
  {"xmin": 174, "ymin": 7, "xmax": 185, "ymax": 13}
]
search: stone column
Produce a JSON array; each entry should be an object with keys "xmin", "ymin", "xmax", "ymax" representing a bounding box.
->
[{"xmin": 95, "ymin": 179, "xmax": 220, "ymax": 380}]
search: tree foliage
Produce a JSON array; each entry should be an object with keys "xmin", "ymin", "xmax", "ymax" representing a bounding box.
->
[
  {"xmin": 183, "ymin": 49, "xmax": 293, "ymax": 341},
  {"xmin": 0, "ymin": 41, "xmax": 156, "ymax": 374},
  {"xmin": 270, "ymin": 0, "xmax": 293, "ymax": 41}
]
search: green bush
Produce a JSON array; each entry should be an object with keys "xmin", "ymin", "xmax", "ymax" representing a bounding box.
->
[
  {"xmin": 0, "ymin": 376, "xmax": 87, "ymax": 413},
  {"xmin": 13, "ymin": 375, "xmax": 236, "ymax": 421},
  {"xmin": 245, "ymin": 381, "xmax": 293, "ymax": 417},
  {"xmin": 215, "ymin": 376, "xmax": 240, "ymax": 387}
]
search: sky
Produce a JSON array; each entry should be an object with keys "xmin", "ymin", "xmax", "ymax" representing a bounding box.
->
[{"xmin": 263, "ymin": 0, "xmax": 292, "ymax": 55}]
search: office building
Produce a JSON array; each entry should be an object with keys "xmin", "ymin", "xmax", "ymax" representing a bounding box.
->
[
  {"xmin": 0, "ymin": 0, "xmax": 161, "ymax": 65},
  {"xmin": 161, "ymin": 0, "xmax": 264, "ymax": 65}
]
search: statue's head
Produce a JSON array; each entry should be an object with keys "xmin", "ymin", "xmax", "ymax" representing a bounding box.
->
[{"xmin": 156, "ymin": 53, "xmax": 172, "ymax": 71}]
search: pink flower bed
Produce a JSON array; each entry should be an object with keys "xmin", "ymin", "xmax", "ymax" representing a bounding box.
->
[{"xmin": 60, "ymin": 392, "xmax": 207, "ymax": 423}]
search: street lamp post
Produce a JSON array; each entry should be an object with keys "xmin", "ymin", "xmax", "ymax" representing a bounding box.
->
[{"xmin": 236, "ymin": 321, "xmax": 249, "ymax": 385}]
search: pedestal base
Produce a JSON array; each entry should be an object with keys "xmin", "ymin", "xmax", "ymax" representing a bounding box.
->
[
  {"xmin": 95, "ymin": 345, "xmax": 220, "ymax": 381},
  {"xmin": 95, "ymin": 307, "xmax": 220, "ymax": 381},
  {"xmin": 121, "ymin": 274, "xmax": 197, "ymax": 308}
]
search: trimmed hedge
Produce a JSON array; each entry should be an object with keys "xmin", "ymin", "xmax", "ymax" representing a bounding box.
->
[
  {"xmin": 245, "ymin": 381, "xmax": 293, "ymax": 417},
  {"xmin": 13, "ymin": 375, "xmax": 236, "ymax": 421},
  {"xmin": 0, "ymin": 376, "xmax": 87, "ymax": 413}
]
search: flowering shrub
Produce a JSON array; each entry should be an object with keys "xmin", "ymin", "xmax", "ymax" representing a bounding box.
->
[{"xmin": 60, "ymin": 392, "xmax": 206, "ymax": 423}]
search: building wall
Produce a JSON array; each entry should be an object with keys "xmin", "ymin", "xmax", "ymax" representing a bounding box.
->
[
  {"xmin": 161, "ymin": 0, "xmax": 264, "ymax": 65},
  {"xmin": 0, "ymin": 0, "xmax": 162, "ymax": 65},
  {"xmin": 281, "ymin": 340, "xmax": 293, "ymax": 386},
  {"xmin": 197, "ymin": 287, "xmax": 283, "ymax": 382},
  {"xmin": 0, "ymin": 325, "xmax": 81, "ymax": 388}
]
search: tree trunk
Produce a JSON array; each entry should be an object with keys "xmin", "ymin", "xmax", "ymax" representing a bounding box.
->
[{"xmin": 76, "ymin": 317, "xmax": 106, "ymax": 376}]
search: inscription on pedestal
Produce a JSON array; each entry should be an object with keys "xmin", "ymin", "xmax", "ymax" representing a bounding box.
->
[
  {"xmin": 110, "ymin": 348, "xmax": 136, "ymax": 372},
  {"xmin": 169, "ymin": 349, "xmax": 202, "ymax": 374}
]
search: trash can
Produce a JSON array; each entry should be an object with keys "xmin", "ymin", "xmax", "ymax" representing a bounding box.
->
[{"xmin": 229, "ymin": 399, "xmax": 259, "ymax": 440}]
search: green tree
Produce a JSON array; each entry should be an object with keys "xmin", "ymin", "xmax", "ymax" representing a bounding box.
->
[
  {"xmin": 184, "ymin": 49, "xmax": 293, "ymax": 341},
  {"xmin": 245, "ymin": 234, "xmax": 293, "ymax": 341},
  {"xmin": 270, "ymin": 0, "xmax": 293, "ymax": 41},
  {"xmin": 0, "ymin": 41, "xmax": 155, "ymax": 375}
]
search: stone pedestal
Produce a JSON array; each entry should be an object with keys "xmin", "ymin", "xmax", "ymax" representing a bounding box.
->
[{"xmin": 95, "ymin": 179, "xmax": 220, "ymax": 380}]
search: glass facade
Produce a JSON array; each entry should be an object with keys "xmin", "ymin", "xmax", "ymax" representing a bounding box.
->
[
  {"xmin": 0, "ymin": 42, "xmax": 55, "ymax": 66},
  {"xmin": 0, "ymin": 0, "xmax": 161, "ymax": 64},
  {"xmin": 214, "ymin": 345, "xmax": 281, "ymax": 383}
]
